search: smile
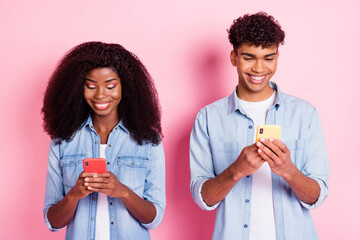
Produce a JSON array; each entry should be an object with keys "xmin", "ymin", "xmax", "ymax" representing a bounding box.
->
[
  {"xmin": 248, "ymin": 74, "xmax": 266, "ymax": 83},
  {"xmin": 93, "ymin": 102, "xmax": 111, "ymax": 110}
]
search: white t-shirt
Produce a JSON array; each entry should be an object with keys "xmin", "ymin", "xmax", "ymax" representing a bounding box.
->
[
  {"xmin": 238, "ymin": 92, "xmax": 276, "ymax": 240},
  {"xmin": 95, "ymin": 144, "xmax": 110, "ymax": 240}
]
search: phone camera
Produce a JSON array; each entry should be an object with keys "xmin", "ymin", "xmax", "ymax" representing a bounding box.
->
[
  {"xmin": 260, "ymin": 128, "xmax": 263, "ymax": 134},
  {"xmin": 85, "ymin": 162, "xmax": 89, "ymax": 166}
]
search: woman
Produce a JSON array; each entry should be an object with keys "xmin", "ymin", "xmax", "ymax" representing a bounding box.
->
[{"xmin": 42, "ymin": 42, "xmax": 165, "ymax": 239}]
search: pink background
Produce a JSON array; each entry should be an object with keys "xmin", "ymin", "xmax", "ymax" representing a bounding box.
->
[{"xmin": 1, "ymin": 0, "xmax": 359, "ymax": 239}]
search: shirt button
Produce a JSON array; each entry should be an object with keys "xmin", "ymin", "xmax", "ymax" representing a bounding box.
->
[
  {"xmin": 244, "ymin": 224, "xmax": 248, "ymax": 228},
  {"xmin": 92, "ymin": 197, "xmax": 96, "ymax": 201},
  {"xmin": 95, "ymin": 141, "xmax": 98, "ymax": 144},
  {"xmin": 110, "ymin": 202, "xmax": 113, "ymax": 205},
  {"xmin": 245, "ymin": 199, "xmax": 250, "ymax": 203},
  {"xmin": 69, "ymin": 161, "xmax": 73, "ymax": 164},
  {"xmin": 91, "ymin": 217, "xmax": 94, "ymax": 221},
  {"xmin": 248, "ymin": 125, "xmax": 252, "ymax": 129},
  {"xmin": 107, "ymin": 162, "xmax": 110, "ymax": 165},
  {"xmin": 108, "ymin": 144, "xmax": 112, "ymax": 147},
  {"xmin": 111, "ymin": 221, "xmax": 114, "ymax": 225},
  {"xmin": 246, "ymin": 175, "xmax": 250, "ymax": 178},
  {"xmin": 131, "ymin": 162, "xmax": 135, "ymax": 165}
]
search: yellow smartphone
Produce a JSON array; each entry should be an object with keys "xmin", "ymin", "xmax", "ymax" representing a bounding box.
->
[{"xmin": 256, "ymin": 125, "xmax": 281, "ymax": 142}]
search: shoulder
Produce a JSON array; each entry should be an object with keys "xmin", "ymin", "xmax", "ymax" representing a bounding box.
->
[
  {"xmin": 196, "ymin": 95, "xmax": 231, "ymax": 119},
  {"xmin": 279, "ymin": 91, "xmax": 317, "ymax": 114}
]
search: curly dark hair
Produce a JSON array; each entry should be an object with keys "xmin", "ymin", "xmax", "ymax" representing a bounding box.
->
[
  {"xmin": 228, "ymin": 12, "xmax": 285, "ymax": 52},
  {"xmin": 42, "ymin": 41, "xmax": 162, "ymax": 145}
]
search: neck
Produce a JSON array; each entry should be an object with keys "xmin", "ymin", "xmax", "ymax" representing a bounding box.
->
[
  {"xmin": 237, "ymin": 85, "xmax": 274, "ymax": 102},
  {"xmin": 91, "ymin": 113, "xmax": 120, "ymax": 133}
]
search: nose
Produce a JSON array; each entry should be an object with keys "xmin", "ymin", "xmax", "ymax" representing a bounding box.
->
[
  {"xmin": 251, "ymin": 59, "xmax": 265, "ymax": 73},
  {"xmin": 94, "ymin": 87, "xmax": 107, "ymax": 100}
]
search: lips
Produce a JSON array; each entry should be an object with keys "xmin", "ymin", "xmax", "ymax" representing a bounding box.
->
[
  {"xmin": 93, "ymin": 102, "xmax": 111, "ymax": 110},
  {"xmin": 247, "ymin": 74, "xmax": 267, "ymax": 84}
]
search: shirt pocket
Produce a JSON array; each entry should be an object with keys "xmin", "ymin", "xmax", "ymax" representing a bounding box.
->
[
  {"xmin": 116, "ymin": 156, "xmax": 148, "ymax": 195},
  {"xmin": 283, "ymin": 139, "xmax": 306, "ymax": 170},
  {"xmin": 210, "ymin": 140, "xmax": 240, "ymax": 175},
  {"xmin": 60, "ymin": 154, "xmax": 86, "ymax": 194}
]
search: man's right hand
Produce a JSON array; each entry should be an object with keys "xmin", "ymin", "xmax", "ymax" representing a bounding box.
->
[
  {"xmin": 232, "ymin": 143, "xmax": 264, "ymax": 180},
  {"xmin": 201, "ymin": 143, "xmax": 263, "ymax": 207}
]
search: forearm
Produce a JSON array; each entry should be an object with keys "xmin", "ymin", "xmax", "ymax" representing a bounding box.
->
[
  {"xmin": 120, "ymin": 186, "xmax": 157, "ymax": 224},
  {"xmin": 201, "ymin": 162, "xmax": 243, "ymax": 206},
  {"xmin": 47, "ymin": 192, "xmax": 79, "ymax": 229},
  {"xmin": 284, "ymin": 168, "xmax": 320, "ymax": 205}
]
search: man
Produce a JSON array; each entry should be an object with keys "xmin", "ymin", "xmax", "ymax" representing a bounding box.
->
[{"xmin": 190, "ymin": 12, "xmax": 329, "ymax": 240}]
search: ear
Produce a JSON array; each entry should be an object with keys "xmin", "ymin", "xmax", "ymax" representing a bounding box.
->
[{"xmin": 230, "ymin": 50, "xmax": 237, "ymax": 66}]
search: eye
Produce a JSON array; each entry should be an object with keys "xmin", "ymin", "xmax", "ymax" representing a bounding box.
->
[
  {"xmin": 106, "ymin": 83, "xmax": 118, "ymax": 90},
  {"xmin": 85, "ymin": 83, "xmax": 96, "ymax": 89},
  {"xmin": 265, "ymin": 58, "xmax": 274, "ymax": 61},
  {"xmin": 243, "ymin": 57, "xmax": 254, "ymax": 61}
]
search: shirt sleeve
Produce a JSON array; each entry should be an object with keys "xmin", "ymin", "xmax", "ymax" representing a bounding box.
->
[
  {"xmin": 43, "ymin": 141, "xmax": 65, "ymax": 232},
  {"xmin": 299, "ymin": 109, "xmax": 330, "ymax": 209},
  {"xmin": 190, "ymin": 108, "xmax": 219, "ymax": 211},
  {"xmin": 141, "ymin": 141, "xmax": 166, "ymax": 230}
]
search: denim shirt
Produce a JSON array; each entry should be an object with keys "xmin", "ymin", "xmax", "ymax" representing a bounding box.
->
[
  {"xmin": 190, "ymin": 82, "xmax": 329, "ymax": 240},
  {"xmin": 44, "ymin": 116, "xmax": 166, "ymax": 240}
]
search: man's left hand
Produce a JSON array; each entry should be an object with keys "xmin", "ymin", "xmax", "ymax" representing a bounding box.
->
[{"xmin": 256, "ymin": 138, "xmax": 297, "ymax": 180}]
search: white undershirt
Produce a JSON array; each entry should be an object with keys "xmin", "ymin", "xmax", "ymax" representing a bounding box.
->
[
  {"xmin": 95, "ymin": 144, "xmax": 110, "ymax": 240},
  {"xmin": 238, "ymin": 92, "xmax": 276, "ymax": 240}
]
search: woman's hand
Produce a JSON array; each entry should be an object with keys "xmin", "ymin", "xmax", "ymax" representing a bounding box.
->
[
  {"xmin": 83, "ymin": 172, "xmax": 129, "ymax": 199},
  {"xmin": 83, "ymin": 171, "xmax": 157, "ymax": 224},
  {"xmin": 67, "ymin": 172, "xmax": 94, "ymax": 200},
  {"xmin": 47, "ymin": 172, "xmax": 95, "ymax": 228}
]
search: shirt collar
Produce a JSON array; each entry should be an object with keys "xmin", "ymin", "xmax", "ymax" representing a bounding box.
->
[
  {"xmin": 80, "ymin": 114, "xmax": 129, "ymax": 134},
  {"xmin": 228, "ymin": 81, "xmax": 282, "ymax": 115}
]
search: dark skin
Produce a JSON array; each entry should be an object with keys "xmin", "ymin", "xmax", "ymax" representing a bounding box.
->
[{"xmin": 47, "ymin": 68, "xmax": 156, "ymax": 229}]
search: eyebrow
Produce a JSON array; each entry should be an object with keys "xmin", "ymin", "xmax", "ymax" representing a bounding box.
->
[
  {"xmin": 85, "ymin": 78, "xmax": 117, "ymax": 83},
  {"xmin": 240, "ymin": 52, "xmax": 278, "ymax": 58}
]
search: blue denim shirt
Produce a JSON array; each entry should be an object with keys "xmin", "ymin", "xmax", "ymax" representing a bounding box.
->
[
  {"xmin": 190, "ymin": 82, "xmax": 329, "ymax": 240},
  {"xmin": 44, "ymin": 116, "xmax": 166, "ymax": 240}
]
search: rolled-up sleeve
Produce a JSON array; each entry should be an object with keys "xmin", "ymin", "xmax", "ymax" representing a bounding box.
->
[
  {"xmin": 141, "ymin": 142, "xmax": 166, "ymax": 229},
  {"xmin": 300, "ymin": 109, "xmax": 330, "ymax": 209},
  {"xmin": 190, "ymin": 109, "xmax": 219, "ymax": 211},
  {"xmin": 43, "ymin": 141, "xmax": 65, "ymax": 232}
]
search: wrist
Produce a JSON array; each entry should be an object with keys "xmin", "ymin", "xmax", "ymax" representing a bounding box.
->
[
  {"xmin": 229, "ymin": 163, "xmax": 244, "ymax": 182},
  {"xmin": 282, "ymin": 166, "xmax": 299, "ymax": 182},
  {"xmin": 67, "ymin": 188, "xmax": 81, "ymax": 202}
]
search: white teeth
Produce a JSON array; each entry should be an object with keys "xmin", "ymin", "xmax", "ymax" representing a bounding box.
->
[
  {"xmin": 94, "ymin": 103, "xmax": 110, "ymax": 109},
  {"xmin": 250, "ymin": 75, "xmax": 265, "ymax": 80},
  {"xmin": 95, "ymin": 103, "xmax": 108, "ymax": 107}
]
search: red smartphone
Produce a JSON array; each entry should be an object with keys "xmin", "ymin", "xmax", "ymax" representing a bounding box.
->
[{"xmin": 83, "ymin": 158, "xmax": 107, "ymax": 173}]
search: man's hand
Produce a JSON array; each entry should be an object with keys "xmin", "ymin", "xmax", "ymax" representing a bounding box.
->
[
  {"xmin": 256, "ymin": 138, "xmax": 320, "ymax": 204},
  {"xmin": 232, "ymin": 143, "xmax": 264, "ymax": 179},
  {"xmin": 256, "ymin": 138, "xmax": 297, "ymax": 180}
]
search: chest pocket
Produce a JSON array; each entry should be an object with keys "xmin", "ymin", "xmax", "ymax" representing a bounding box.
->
[
  {"xmin": 60, "ymin": 154, "xmax": 86, "ymax": 194},
  {"xmin": 283, "ymin": 139, "xmax": 306, "ymax": 170},
  {"xmin": 117, "ymin": 156, "xmax": 148, "ymax": 195},
  {"xmin": 210, "ymin": 140, "xmax": 240, "ymax": 175}
]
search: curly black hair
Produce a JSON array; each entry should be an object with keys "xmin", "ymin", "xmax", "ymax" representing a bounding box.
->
[
  {"xmin": 42, "ymin": 41, "xmax": 162, "ymax": 145},
  {"xmin": 228, "ymin": 12, "xmax": 285, "ymax": 52}
]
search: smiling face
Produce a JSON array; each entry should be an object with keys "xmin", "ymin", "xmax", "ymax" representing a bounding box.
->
[
  {"xmin": 84, "ymin": 67, "xmax": 122, "ymax": 121},
  {"xmin": 231, "ymin": 44, "xmax": 279, "ymax": 102}
]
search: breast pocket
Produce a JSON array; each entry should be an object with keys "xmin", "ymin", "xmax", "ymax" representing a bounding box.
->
[
  {"xmin": 283, "ymin": 139, "xmax": 306, "ymax": 170},
  {"xmin": 117, "ymin": 156, "xmax": 148, "ymax": 195},
  {"xmin": 60, "ymin": 154, "xmax": 86, "ymax": 194},
  {"xmin": 210, "ymin": 140, "xmax": 240, "ymax": 175}
]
